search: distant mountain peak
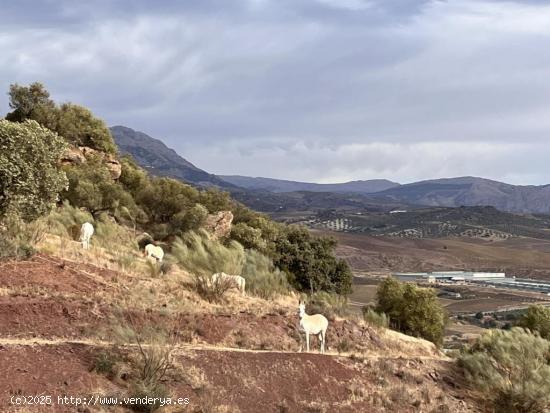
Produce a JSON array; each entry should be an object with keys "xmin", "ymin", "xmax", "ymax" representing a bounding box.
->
[{"xmin": 110, "ymin": 126, "xmax": 234, "ymax": 189}]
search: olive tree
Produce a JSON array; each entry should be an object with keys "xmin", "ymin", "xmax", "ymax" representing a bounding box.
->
[
  {"xmin": 0, "ymin": 120, "xmax": 68, "ymax": 221},
  {"xmin": 376, "ymin": 277, "xmax": 448, "ymax": 345},
  {"xmin": 517, "ymin": 305, "xmax": 550, "ymax": 339}
]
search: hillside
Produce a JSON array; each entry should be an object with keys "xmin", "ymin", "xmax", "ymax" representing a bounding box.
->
[
  {"xmin": 110, "ymin": 125, "xmax": 235, "ymax": 189},
  {"xmin": 221, "ymin": 175, "xmax": 399, "ymax": 194},
  {"xmin": 376, "ymin": 177, "xmax": 550, "ymax": 214},
  {"xmin": 0, "ymin": 242, "xmax": 477, "ymax": 413},
  {"xmin": 306, "ymin": 205, "xmax": 550, "ymax": 240}
]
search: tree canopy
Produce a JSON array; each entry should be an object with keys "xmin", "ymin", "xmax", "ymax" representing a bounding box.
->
[
  {"xmin": 0, "ymin": 119, "xmax": 68, "ymax": 221},
  {"xmin": 5, "ymin": 82, "xmax": 116, "ymax": 153},
  {"xmin": 376, "ymin": 277, "xmax": 448, "ymax": 345},
  {"xmin": 518, "ymin": 305, "xmax": 550, "ymax": 339}
]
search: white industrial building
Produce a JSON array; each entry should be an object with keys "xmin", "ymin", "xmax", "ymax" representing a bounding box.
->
[
  {"xmin": 394, "ymin": 271, "xmax": 506, "ymax": 283},
  {"xmin": 393, "ymin": 271, "xmax": 550, "ymax": 294}
]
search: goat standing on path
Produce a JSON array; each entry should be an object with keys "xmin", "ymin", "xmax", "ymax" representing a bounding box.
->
[
  {"xmin": 299, "ymin": 301, "xmax": 329, "ymax": 354},
  {"xmin": 80, "ymin": 222, "xmax": 94, "ymax": 250}
]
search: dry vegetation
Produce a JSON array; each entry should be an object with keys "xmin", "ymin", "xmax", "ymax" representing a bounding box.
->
[{"xmin": 0, "ymin": 209, "xmax": 486, "ymax": 412}]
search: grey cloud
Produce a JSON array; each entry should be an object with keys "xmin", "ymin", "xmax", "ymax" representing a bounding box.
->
[{"xmin": 1, "ymin": 0, "xmax": 550, "ymax": 184}]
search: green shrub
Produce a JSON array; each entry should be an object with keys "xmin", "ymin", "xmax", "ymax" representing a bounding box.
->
[
  {"xmin": 62, "ymin": 159, "xmax": 141, "ymax": 218},
  {"xmin": 242, "ymin": 249, "xmax": 290, "ymax": 299},
  {"xmin": 5, "ymin": 82, "xmax": 57, "ymax": 128},
  {"xmin": 458, "ymin": 328, "xmax": 550, "ymax": 413},
  {"xmin": 517, "ymin": 305, "xmax": 550, "ymax": 339},
  {"xmin": 376, "ymin": 277, "xmax": 447, "ymax": 346},
  {"xmin": 231, "ymin": 222, "xmax": 267, "ymax": 252},
  {"xmin": 56, "ymin": 103, "xmax": 117, "ymax": 153},
  {"xmin": 0, "ymin": 119, "xmax": 68, "ymax": 221},
  {"xmin": 94, "ymin": 213, "xmax": 138, "ymax": 251},
  {"xmin": 274, "ymin": 225, "xmax": 352, "ymax": 295}
]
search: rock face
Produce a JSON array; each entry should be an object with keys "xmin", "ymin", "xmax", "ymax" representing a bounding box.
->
[
  {"xmin": 60, "ymin": 147, "xmax": 86, "ymax": 165},
  {"xmin": 60, "ymin": 146, "xmax": 122, "ymax": 180},
  {"xmin": 104, "ymin": 156, "xmax": 122, "ymax": 180},
  {"xmin": 204, "ymin": 211, "xmax": 233, "ymax": 239}
]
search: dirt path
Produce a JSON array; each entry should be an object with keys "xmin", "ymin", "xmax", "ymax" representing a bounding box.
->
[{"xmin": 0, "ymin": 336, "xmax": 446, "ymax": 362}]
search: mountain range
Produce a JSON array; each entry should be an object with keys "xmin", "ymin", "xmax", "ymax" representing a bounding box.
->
[
  {"xmin": 220, "ymin": 175, "xmax": 399, "ymax": 194},
  {"xmin": 110, "ymin": 126, "xmax": 550, "ymax": 214}
]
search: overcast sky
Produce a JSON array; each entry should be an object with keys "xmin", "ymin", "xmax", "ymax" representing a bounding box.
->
[{"xmin": 1, "ymin": 0, "xmax": 550, "ymax": 185}]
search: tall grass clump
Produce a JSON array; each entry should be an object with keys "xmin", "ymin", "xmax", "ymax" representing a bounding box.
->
[
  {"xmin": 172, "ymin": 230, "xmax": 245, "ymax": 301},
  {"xmin": 307, "ymin": 291, "xmax": 349, "ymax": 319},
  {"xmin": 458, "ymin": 328, "xmax": 550, "ymax": 413},
  {"xmin": 110, "ymin": 309, "xmax": 178, "ymax": 413},
  {"xmin": 0, "ymin": 213, "xmax": 46, "ymax": 259},
  {"xmin": 45, "ymin": 201, "xmax": 93, "ymax": 239},
  {"xmin": 46, "ymin": 202, "xmax": 139, "ymax": 255},
  {"xmin": 242, "ymin": 249, "xmax": 290, "ymax": 299},
  {"xmin": 94, "ymin": 213, "xmax": 139, "ymax": 251},
  {"xmin": 362, "ymin": 306, "xmax": 389, "ymax": 329}
]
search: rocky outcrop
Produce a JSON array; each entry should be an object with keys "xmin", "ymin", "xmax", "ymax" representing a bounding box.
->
[
  {"xmin": 204, "ymin": 211, "xmax": 233, "ymax": 239},
  {"xmin": 104, "ymin": 157, "xmax": 122, "ymax": 180},
  {"xmin": 60, "ymin": 147, "xmax": 86, "ymax": 165},
  {"xmin": 60, "ymin": 146, "xmax": 122, "ymax": 180}
]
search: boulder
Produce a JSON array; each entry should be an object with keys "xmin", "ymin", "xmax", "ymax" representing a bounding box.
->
[
  {"xmin": 60, "ymin": 146, "xmax": 121, "ymax": 180},
  {"xmin": 60, "ymin": 147, "xmax": 86, "ymax": 165},
  {"xmin": 104, "ymin": 155, "xmax": 122, "ymax": 180},
  {"xmin": 204, "ymin": 211, "xmax": 233, "ymax": 239}
]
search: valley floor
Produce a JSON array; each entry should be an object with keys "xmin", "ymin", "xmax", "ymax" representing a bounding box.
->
[{"xmin": 327, "ymin": 231, "xmax": 550, "ymax": 279}]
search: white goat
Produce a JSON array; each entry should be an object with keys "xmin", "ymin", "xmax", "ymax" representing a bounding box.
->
[
  {"xmin": 211, "ymin": 272, "xmax": 246, "ymax": 295},
  {"xmin": 80, "ymin": 222, "xmax": 94, "ymax": 250},
  {"xmin": 299, "ymin": 301, "xmax": 329, "ymax": 354},
  {"xmin": 144, "ymin": 243, "xmax": 164, "ymax": 262}
]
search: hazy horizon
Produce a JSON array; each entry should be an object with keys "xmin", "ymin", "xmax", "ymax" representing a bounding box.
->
[{"xmin": 2, "ymin": 1, "xmax": 550, "ymax": 185}]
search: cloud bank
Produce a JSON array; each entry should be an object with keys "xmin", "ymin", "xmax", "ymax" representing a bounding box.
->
[{"xmin": 1, "ymin": 0, "xmax": 550, "ymax": 184}]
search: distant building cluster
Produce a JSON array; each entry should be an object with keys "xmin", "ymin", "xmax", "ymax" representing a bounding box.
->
[
  {"xmin": 393, "ymin": 271, "xmax": 550, "ymax": 294},
  {"xmin": 394, "ymin": 271, "xmax": 505, "ymax": 283}
]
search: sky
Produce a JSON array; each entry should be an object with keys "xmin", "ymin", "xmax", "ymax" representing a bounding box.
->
[{"xmin": 1, "ymin": 0, "xmax": 550, "ymax": 185}]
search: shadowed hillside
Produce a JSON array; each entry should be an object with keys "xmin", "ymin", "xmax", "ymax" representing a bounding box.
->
[
  {"xmin": 111, "ymin": 125, "xmax": 235, "ymax": 189},
  {"xmin": 221, "ymin": 175, "xmax": 399, "ymax": 194}
]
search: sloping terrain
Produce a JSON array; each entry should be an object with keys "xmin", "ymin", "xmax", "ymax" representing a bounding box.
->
[{"xmin": 0, "ymin": 251, "xmax": 479, "ymax": 412}]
